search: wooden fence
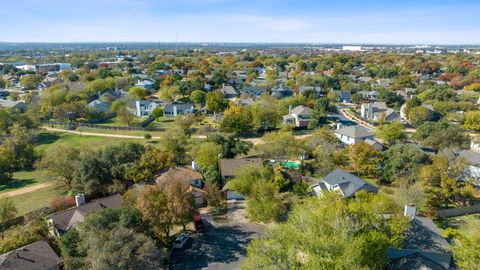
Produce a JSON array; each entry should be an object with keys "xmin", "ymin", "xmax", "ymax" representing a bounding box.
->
[{"xmin": 436, "ymin": 204, "xmax": 480, "ymax": 218}]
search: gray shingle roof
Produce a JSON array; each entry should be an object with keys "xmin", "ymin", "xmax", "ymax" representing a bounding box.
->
[
  {"xmin": 334, "ymin": 125, "xmax": 373, "ymax": 139},
  {"xmin": 459, "ymin": 150, "xmax": 480, "ymax": 166},
  {"xmin": 290, "ymin": 105, "xmax": 312, "ymax": 116},
  {"xmin": 0, "ymin": 241, "xmax": 60, "ymax": 270},
  {"xmin": 387, "ymin": 216, "xmax": 452, "ymax": 270},
  {"xmin": 321, "ymin": 168, "xmax": 378, "ymax": 197}
]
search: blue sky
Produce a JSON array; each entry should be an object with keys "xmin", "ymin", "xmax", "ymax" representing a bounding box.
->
[{"xmin": 1, "ymin": 0, "xmax": 480, "ymax": 44}]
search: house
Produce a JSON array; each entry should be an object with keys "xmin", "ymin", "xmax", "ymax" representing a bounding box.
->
[
  {"xmin": 364, "ymin": 138, "xmax": 384, "ymax": 151},
  {"xmin": 238, "ymin": 98, "xmax": 255, "ymax": 106},
  {"xmin": 39, "ymin": 76, "xmax": 62, "ymax": 89},
  {"xmin": 458, "ymin": 150, "xmax": 480, "ymax": 187},
  {"xmin": 299, "ymin": 86, "xmax": 323, "ymax": 96},
  {"xmin": 134, "ymin": 79, "xmax": 155, "ymax": 90},
  {"xmin": 336, "ymin": 90, "xmax": 352, "ymax": 103},
  {"xmin": 242, "ymin": 86, "xmax": 267, "ymax": 97},
  {"xmin": 48, "ymin": 194, "xmax": 123, "ymax": 237},
  {"xmin": 163, "ymin": 102, "xmax": 195, "ymax": 117},
  {"xmin": 86, "ymin": 99, "xmax": 111, "ymax": 114},
  {"xmin": 0, "ymin": 100, "xmax": 27, "ymax": 112},
  {"xmin": 361, "ymin": 102, "xmax": 400, "ymax": 122},
  {"xmin": 99, "ymin": 89, "xmax": 125, "ymax": 102},
  {"xmin": 358, "ymin": 90, "xmax": 380, "ymax": 101},
  {"xmin": 372, "ymin": 78, "xmax": 392, "ymax": 88},
  {"xmin": 387, "ymin": 205, "xmax": 453, "ymax": 270},
  {"xmin": 155, "ymin": 163, "xmax": 206, "ymax": 206},
  {"xmin": 219, "ymin": 158, "xmax": 263, "ymax": 180},
  {"xmin": 334, "ymin": 125, "xmax": 374, "ymax": 145},
  {"xmin": 271, "ymin": 84, "xmax": 293, "ymax": 99},
  {"xmin": 283, "ymin": 105, "xmax": 312, "ymax": 128},
  {"xmin": 357, "ymin": 76, "xmax": 372, "ymax": 83},
  {"xmin": 219, "ymin": 84, "xmax": 238, "ymax": 99},
  {"xmin": 0, "ymin": 241, "xmax": 60, "ymax": 270},
  {"xmin": 131, "ymin": 100, "xmax": 160, "ymax": 117},
  {"xmin": 311, "ymin": 168, "xmax": 378, "ymax": 198}
]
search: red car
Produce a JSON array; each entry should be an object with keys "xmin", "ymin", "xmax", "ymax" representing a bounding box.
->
[{"xmin": 193, "ymin": 215, "xmax": 205, "ymax": 233}]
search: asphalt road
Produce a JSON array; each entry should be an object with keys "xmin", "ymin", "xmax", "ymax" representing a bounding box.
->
[{"xmin": 170, "ymin": 203, "xmax": 264, "ymax": 270}]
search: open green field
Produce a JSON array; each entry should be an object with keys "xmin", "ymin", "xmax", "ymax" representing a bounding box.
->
[
  {"xmin": 11, "ymin": 184, "xmax": 68, "ymax": 216},
  {"xmin": 35, "ymin": 131, "xmax": 148, "ymax": 153},
  {"xmin": 1, "ymin": 170, "xmax": 52, "ymax": 194}
]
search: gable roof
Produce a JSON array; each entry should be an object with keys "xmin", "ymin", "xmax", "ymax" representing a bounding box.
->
[
  {"xmin": 388, "ymin": 216, "xmax": 452, "ymax": 270},
  {"xmin": 219, "ymin": 84, "xmax": 237, "ymax": 96},
  {"xmin": 155, "ymin": 166, "xmax": 203, "ymax": 188},
  {"xmin": 334, "ymin": 125, "xmax": 373, "ymax": 139},
  {"xmin": 164, "ymin": 102, "xmax": 194, "ymax": 112},
  {"xmin": 321, "ymin": 168, "xmax": 378, "ymax": 197},
  {"xmin": 459, "ymin": 150, "xmax": 480, "ymax": 167},
  {"xmin": 49, "ymin": 194, "xmax": 122, "ymax": 233},
  {"xmin": 0, "ymin": 241, "xmax": 60, "ymax": 270},
  {"xmin": 219, "ymin": 158, "xmax": 263, "ymax": 178},
  {"xmin": 242, "ymin": 86, "xmax": 267, "ymax": 95},
  {"xmin": 290, "ymin": 105, "xmax": 312, "ymax": 116}
]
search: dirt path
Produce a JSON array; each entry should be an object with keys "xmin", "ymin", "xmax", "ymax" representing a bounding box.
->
[
  {"xmin": 2, "ymin": 182, "xmax": 53, "ymax": 197},
  {"xmin": 40, "ymin": 126, "xmax": 315, "ymax": 146}
]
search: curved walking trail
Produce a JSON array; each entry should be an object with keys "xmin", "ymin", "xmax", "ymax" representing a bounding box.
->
[{"xmin": 2, "ymin": 182, "xmax": 53, "ymax": 197}]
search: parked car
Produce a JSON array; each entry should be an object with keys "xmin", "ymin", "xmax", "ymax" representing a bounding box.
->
[
  {"xmin": 193, "ymin": 215, "xmax": 205, "ymax": 233},
  {"xmin": 173, "ymin": 234, "xmax": 189, "ymax": 249}
]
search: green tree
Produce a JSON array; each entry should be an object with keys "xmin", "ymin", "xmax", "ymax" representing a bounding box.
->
[
  {"xmin": 242, "ymin": 192, "xmax": 408, "ymax": 270},
  {"xmin": 381, "ymin": 144, "xmax": 430, "ymax": 185},
  {"xmin": 205, "ymin": 182, "xmax": 226, "ymax": 209},
  {"xmin": 37, "ymin": 145, "xmax": 81, "ymax": 187},
  {"xmin": 348, "ymin": 141, "xmax": 382, "ymax": 176},
  {"xmin": 191, "ymin": 142, "xmax": 222, "ymax": 170},
  {"xmin": 151, "ymin": 106, "xmax": 163, "ymax": 119},
  {"xmin": 0, "ymin": 146, "xmax": 14, "ymax": 182},
  {"xmin": 464, "ymin": 111, "xmax": 480, "ymax": 131},
  {"xmin": 206, "ymin": 91, "xmax": 229, "ymax": 113},
  {"xmin": 407, "ymin": 106, "xmax": 431, "ymax": 126},
  {"xmin": 136, "ymin": 185, "xmax": 175, "ymax": 242},
  {"xmin": 128, "ymin": 86, "xmax": 148, "ymax": 99},
  {"xmin": 452, "ymin": 220, "xmax": 480, "ymax": 270},
  {"xmin": 111, "ymin": 99, "xmax": 135, "ymax": 126},
  {"xmin": 257, "ymin": 131, "xmax": 304, "ymax": 161},
  {"xmin": 220, "ymin": 104, "xmax": 252, "ymax": 134},
  {"xmin": 0, "ymin": 196, "xmax": 17, "ymax": 239},
  {"xmin": 376, "ymin": 121, "xmax": 405, "ymax": 145},
  {"xmin": 207, "ymin": 133, "xmax": 252, "ymax": 159},
  {"xmin": 190, "ymin": 90, "xmax": 206, "ymax": 104},
  {"xmin": 247, "ymin": 181, "xmax": 285, "ymax": 222},
  {"xmin": 413, "ymin": 121, "xmax": 470, "ymax": 150},
  {"xmin": 20, "ymin": 74, "xmax": 43, "ymax": 90},
  {"xmin": 164, "ymin": 182, "xmax": 196, "ymax": 231},
  {"xmin": 420, "ymin": 155, "xmax": 476, "ymax": 209}
]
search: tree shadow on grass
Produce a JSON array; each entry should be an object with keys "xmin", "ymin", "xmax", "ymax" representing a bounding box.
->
[
  {"xmin": 34, "ymin": 132, "xmax": 62, "ymax": 146},
  {"xmin": 170, "ymin": 224, "xmax": 257, "ymax": 270},
  {"xmin": 0, "ymin": 178, "xmax": 36, "ymax": 192}
]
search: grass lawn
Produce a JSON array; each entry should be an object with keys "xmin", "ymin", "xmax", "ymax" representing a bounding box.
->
[
  {"xmin": 10, "ymin": 183, "xmax": 68, "ymax": 216},
  {"xmin": 439, "ymin": 214, "xmax": 480, "ymax": 236},
  {"xmin": 35, "ymin": 131, "xmax": 148, "ymax": 153},
  {"xmin": 0, "ymin": 170, "xmax": 53, "ymax": 194},
  {"xmin": 76, "ymin": 127, "xmax": 168, "ymax": 137}
]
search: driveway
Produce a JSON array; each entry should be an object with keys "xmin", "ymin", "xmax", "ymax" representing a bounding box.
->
[{"xmin": 170, "ymin": 202, "xmax": 264, "ymax": 270}]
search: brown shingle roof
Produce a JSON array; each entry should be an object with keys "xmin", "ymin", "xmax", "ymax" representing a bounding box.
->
[
  {"xmin": 155, "ymin": 166, "xmax": 203, "ymax": 188},
  {"xmin": 49, "ymin": 194, "xmax": 123, "ymax": 232},
  {"xmin": 0, "ymin": 241, "xmax": 60, "ymax": 270}
]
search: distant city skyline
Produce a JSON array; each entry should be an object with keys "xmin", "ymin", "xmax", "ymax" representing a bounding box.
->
[{"xmin": 1, "ymin": 0, "xmax": 480, "ymax": 44}]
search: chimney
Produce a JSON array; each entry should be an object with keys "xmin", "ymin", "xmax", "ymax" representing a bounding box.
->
[
  {"xmin": 336, "ymin": 122, "xmax": 343, "ymax": 130},
  {"xmin": 75, "ymin": 194, "xmax": 86, "ymax": 207},
  {"xmin": 288, "ymin": 105, "xmax": 292, "ymax": 114},
  {"xmin": 192, "ymin": 161, "xmax": 199, "ymax": 172},
  {"xmin": 404, "ymin": 204, "xmax": 416, "ymax": 217}
]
